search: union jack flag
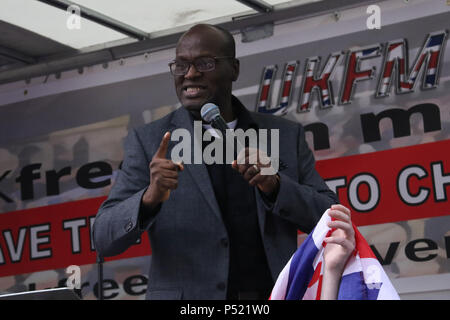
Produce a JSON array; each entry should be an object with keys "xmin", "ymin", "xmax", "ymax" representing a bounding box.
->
[{"xmin": 270, "ymin": 209, "xmax": 400, "ymax": 300}]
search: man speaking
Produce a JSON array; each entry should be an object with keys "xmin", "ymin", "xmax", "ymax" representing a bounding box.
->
[{"xmin": 93, "ymin": 24, "xmax": 339, "ymax": 300}]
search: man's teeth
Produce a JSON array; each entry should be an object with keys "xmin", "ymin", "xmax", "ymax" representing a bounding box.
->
[{"xmin": 186, "ymin": 87, "xmax": 202, "ymax": 93}]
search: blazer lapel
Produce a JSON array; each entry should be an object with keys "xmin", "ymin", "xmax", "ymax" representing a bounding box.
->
[{"xmin": 169, "ymin": 107, "xmax": 223, "ymax": 222}]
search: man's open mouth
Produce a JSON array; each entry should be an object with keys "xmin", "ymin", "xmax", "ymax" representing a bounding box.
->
[{"xmin": 183, "ymin": 86, "xmax": 207, "ymax": 97}]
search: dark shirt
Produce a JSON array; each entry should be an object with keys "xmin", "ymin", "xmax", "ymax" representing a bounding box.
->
[{"xmin": 202, "ymin": 99, "xmax": 273, "ymax": 299}]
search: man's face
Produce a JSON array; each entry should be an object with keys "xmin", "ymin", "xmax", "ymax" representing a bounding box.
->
[{"xmin": 173, "ymin": 28, "xmax": 238, "ymax": 118}]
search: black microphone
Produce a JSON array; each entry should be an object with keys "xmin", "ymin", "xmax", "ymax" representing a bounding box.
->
[
  {"xmin": 201, "ymin": 103, "xmax": 245, "ymax": 162},
  {"xmin": 201, "ymin": 103, "xmax": 245, "ymax": 148},
  {"xmin": 200, "ymin": 103, "xmax": 230, "ymax": 135}
]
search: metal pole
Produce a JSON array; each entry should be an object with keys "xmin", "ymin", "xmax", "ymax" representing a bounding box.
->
[{"xmin": 97, "ymin": 254, "xmax": 104, "ymax": 300}]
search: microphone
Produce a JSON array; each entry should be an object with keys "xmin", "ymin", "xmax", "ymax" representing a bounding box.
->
[
  {"xmin": 200, "ymin": 103, "xmax": 229, "ymax": 135},
  {"xmin": 201, "ymin": 103, "xmax": 245, "ymax": 163}
]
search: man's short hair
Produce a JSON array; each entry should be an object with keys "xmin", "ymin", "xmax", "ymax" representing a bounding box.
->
[
  {"xmin": 184, "ymin": 24, "xmax": 236, "ymax": 58},
  {"xmin": 208, "ymin": 25, "xmax": 236, "ymax": 58}
]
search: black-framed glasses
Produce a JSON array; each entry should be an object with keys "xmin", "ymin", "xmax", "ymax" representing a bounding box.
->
[{"xmin": 168, "ymin": 56, "xmax": 234, "ymax": 76}]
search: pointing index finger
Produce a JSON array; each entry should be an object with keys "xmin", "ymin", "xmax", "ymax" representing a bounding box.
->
[{"xmin": 155, "ymin": 131, "xmax": 171, "ymax": 159}]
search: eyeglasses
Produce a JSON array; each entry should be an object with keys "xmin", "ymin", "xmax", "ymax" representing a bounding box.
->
[{"xmin": 168, "ymin": 56, "xmax": 234, "ymax": 76}]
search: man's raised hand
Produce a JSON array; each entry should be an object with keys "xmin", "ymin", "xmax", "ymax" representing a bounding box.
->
[
  {"xmin": 231, "ymin": 147, "xmax": 279, "ymax": 197},
  {"xmin": 142, "ymin": 132, "xmax": 183, "ymax": 209}
]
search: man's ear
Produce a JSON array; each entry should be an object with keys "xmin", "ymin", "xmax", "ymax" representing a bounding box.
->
[{"xmin": 231, "ymin": 58, "xmax": 240, "ymax": 81}]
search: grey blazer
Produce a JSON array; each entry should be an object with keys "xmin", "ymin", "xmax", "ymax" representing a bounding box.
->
[{"xmin": 93, "ymin": 101, "xmax": 338, "ymax": 300}]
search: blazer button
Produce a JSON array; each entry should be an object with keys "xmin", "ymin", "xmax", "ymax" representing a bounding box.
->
[
  {"xmin": 124, "ymin": 221, "xmax": 133, "ymax": 232},
  {"xmin": 217, "ymin": 282, "xmax": 226, "ymax": 291},
  {"xmin": 220, "ymin": 238, "xmax": 229, "ymax": 248}
]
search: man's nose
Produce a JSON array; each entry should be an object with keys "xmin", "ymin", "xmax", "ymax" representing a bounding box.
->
[{"xmin": 184, "ymin": 63, "xmax": 201, "ymax": 79}]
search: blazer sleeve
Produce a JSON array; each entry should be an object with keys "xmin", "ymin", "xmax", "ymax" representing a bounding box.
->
[
  {"xmin": 258, "ymin": 123, "xmax": 339, "ymax": 233},
  {"xmin": 93, "ymin": 128, "xmax": 157, "ymax": 257}
]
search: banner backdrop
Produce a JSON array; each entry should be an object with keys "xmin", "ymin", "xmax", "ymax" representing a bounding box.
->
[{"xmin": 0, "ymin": 1, "xmax": 449, "ymax": 299}]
